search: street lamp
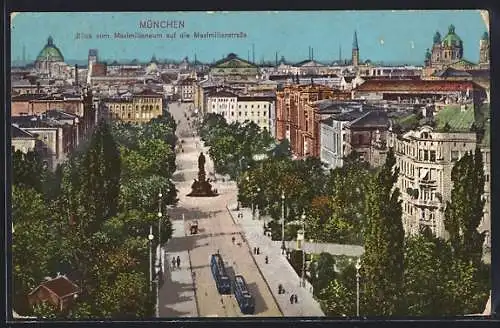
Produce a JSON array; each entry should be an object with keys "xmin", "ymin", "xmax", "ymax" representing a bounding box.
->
[
  {"xmin": 355, "ymin": 258, "xmax": 361, "ymax": 317},
  {"xmin": 281, "ymin": 192, "xmax": 286, "ymax": 255},
  {"xmin": 300, "ymin": 213, "xmax": 306, "ymax": 288},
  {"xmin": 148, "ymin": 226, "xmax": 154, "ymax": 293},
  {"xmin": 256, "ymin": 187, "xmax": 261, "ymax": 220}
]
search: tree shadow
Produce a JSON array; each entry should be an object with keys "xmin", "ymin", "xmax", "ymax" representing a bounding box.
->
[
  {"xmin": 159, "ymin": 262, "xmax": 197, "ymax": 317},
  {"xmin": 247, "ymin": 282, "xmax": 269, "ymax": 315}
]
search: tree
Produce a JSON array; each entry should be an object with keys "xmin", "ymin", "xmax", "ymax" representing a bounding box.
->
[
  {"xmin": 12, "ymin": 150, "xmax": 44, "ymax": 192},
  {"xmin": 362, "ymin": 148, "xmax": 404, "ymax": 315},
  {"xmin": 318, "ymin": 279, "xmax": 356, "ymax": 316},
  {"xmin": 444, "ymin": 148, "xmax": 486, "ymax": 264},
  {"xmin": 310, "ymin": 253, "xmax": 337, "ymax": 297},
  {"xmin": 79, "ymin": 120, "xmax": 121, "ymax": 227},
  {"xmin": 403, "ymin": 226, "xmax": 450, "ymax": 315},
  {"xmin": 12, "ymin": 186, "xmax": 59, "ymax": 315}
]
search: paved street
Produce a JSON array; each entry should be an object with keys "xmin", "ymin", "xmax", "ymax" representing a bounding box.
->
[
  {"xmin": 227, "ymin": 205, "xmax": 325, "ymax": 316},
  {"xmin": 160, "ymin": 102, "xmax": 282, "ymax": 317}
]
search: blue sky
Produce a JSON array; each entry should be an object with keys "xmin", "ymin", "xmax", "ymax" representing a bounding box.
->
[{"xmin": 11, "ymin": 10, "xmax": 487, "ymax": 64}]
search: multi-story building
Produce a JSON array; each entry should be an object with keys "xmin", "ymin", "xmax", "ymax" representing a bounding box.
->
[
  {"xmin": 178, "ymin": 77, "xmax": 196, "ymax": 102},
  {"xmin": 423, "ymin": 25, "xmax": 490, "ymax": 76},
  {"xmin": 276, "ymin": 84, "xmax": 353, "ymax": 158},
  {"xmin": 209, "ymin": 53, "xmax": 260, "ymax": 82},
  {"xmin": 352, "ymin": 79, "xmax": 486, "ymax": 105},
  {"xmin": 319, "ymin": 111, "xmax": 365, "ymax": 169},
  {"xmin": 11, "ymin": 111, "xmax": 81, "ymax": 170},
  {"xmin": 11, "ymin": 124, "xmax": 42, "ymax": 154},
  {"xmin": 206, "ymin": 90, "xmax": 274, "ymax": 131},
  {"xmin": 344, "ymin": 110, "xmax": 390, "ymax": 168},
  {"xmin": 12, "ymin": 93, "xmax": 85, "ymax": 117},
  {"xmin": 388, "ymin": 104, "xmax": 490, "ymax": 243},
  {"xmin": 103, "ymin": 89, "xmax": 163, "ymax": 123},
  {"xmin": 275, "ymin": 84, "xmax": 334, "ymax": 156}
]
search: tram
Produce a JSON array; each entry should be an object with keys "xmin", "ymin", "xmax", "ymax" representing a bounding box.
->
[
  {"xmin": 210, "ymin": 254, "xmax": 231, "ymax": 294},
  {"xmin": 233, "ymin": 275, "xmax": 255, "ymax": 314}
]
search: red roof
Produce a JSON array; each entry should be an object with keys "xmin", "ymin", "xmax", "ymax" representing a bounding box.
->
[
  {"xmin": 30, "ymin": 276, "xmax": 80, "ymax": 299},
  {"xmin": 355, "ymin": 79, "xmax": 477, "ymax": 92}
]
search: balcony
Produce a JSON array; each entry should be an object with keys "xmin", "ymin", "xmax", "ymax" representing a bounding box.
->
[{"xmin": 411, "ymin": 198, "xmax": 440, "ymax": 208}]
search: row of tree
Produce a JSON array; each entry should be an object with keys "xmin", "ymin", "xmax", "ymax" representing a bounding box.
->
[
  {"xmin": 199, "ymin": 114, "xmax": 490, "ymax": 316},
  {"xmin": 316, "ymin": 150, "xmax": 490, "ymax": 316},
  {"xmin": 12, "ymin": 114, "xmax": 178, "ymax": 319},
  {"xmin": 198, "ymin": 113, "xmax": 290, "ymax": 179}
]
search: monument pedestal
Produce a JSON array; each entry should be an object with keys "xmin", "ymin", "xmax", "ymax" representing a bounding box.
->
[{"xmin": 187, "ymin": 152, "xmax": 219, "ymax": 198}]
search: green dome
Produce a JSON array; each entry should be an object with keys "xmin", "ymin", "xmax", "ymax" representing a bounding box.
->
[
  {"xmin": 442, "ymin": 25, "xmax": 462, "ymax": 47},
  {"xmin": 36, "ymin": 36, "xmax": 64, "ymax": 62}
]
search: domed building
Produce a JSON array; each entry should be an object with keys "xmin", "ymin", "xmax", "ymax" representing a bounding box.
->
[
  {"xmin": 424, "ymin": 25, "xmax": 490, "ymax": 71},
  {"xmin": 34, "ymin": 36, "xmax": 69, "ymax": 77}
]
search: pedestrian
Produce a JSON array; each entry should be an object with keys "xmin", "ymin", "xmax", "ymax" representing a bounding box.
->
[
  {"xmin": 232, "ymin": 236, "xmax": 236, "ymax": 244},
  {"xmin": 176, "ymin": 256, "xmax": 181, "ymax": 268},
  {"xmin": 265, "ymin": 256, "xmax": 269, "ymax": 264},
  {"xmin": 290, "ymin": 295, "xmax": 294, "ymax": 304},
  {"xmin": 253, "ymin": 247, "xmax": 256, "ymax": 254},
  {"xmin": 294, "ymin": 294, "xmax": 298, "ymax": 303},
  {"xmin": 172, "ymin": 257, "xmax": 176, "ymax": 269},
  {"xmin": 278, "ymin": 284, "xmax": 282, "ymax": 294},
  {"xmin": 257, "ymin": 247, "xmax": 260, "ymax": 255}
]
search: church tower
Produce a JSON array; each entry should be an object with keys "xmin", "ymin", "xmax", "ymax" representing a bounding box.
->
[
  {"xmin": 352, "ymin": 30, "xmax": 359, "ymax": 67},
  {"xmin": 479, "ymin": 31, "xmax": 490, "ymax": 66}
]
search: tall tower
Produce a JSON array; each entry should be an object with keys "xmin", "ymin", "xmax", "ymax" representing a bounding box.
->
[
  {"xmin": 352, "ymin": 31, "xmax": 359, "ymax": 67},
  {"xmin": 479, "ymin": 31, "xmax": 490, "ymax": 65}
]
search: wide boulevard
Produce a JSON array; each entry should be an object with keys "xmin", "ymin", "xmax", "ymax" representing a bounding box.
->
[{"xmin": 159, "ymin": 102, "xmax": 281, "ymax": 317}]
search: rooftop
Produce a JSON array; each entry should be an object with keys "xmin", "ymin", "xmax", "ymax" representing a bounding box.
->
[
  {"xmin": 355, "ymin": 79, "xmax": 476, "ymax": 92},
  {"xmin": 435, "ymin": 105, "xmax": 475, "ymax": 132},
  {"xmin": 29, "ymin": 275, "xmax": 79, "ymax": 299},
  {"xmin": 11, "ymin": 124, "xmax": 36, "ymax": 139},
  {"xmin": 349, "ymin": 110, "xmax": 389, "ymax": 129}
]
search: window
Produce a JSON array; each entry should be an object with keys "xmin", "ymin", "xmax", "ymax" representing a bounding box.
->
[
  {"xmin": 430, "ymin": 150, "xmax": 436, "ymax": 162},
  {"xmin": 257, "ymin": 112, "xmax": 260, "ymax": 116},
  {"xmin": 245, "ymin": 112, "xmax": 248, "ymax": 116},
  {"xmin": 238, "ymin": 112, "xmax": 242, "ymax": 116},
  {"xmin": 423, "ymin": 150, "xmax": 429, "ymax": 161},
  {"xmin": 257, "ymin": 105, "xmax": 260, "ymax": 108},
  {"xmin": 239, "ymin": 105, "xmax": 242, "ymax": 109},
  {"xmin": 451, "ymin": 151, "xmax": 459, "ymax": 161},
  {"xmin": 231, "ymin": 112, "xmax": 234, "ymax": 116}
]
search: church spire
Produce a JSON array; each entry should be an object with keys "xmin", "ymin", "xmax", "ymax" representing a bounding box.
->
[{"xmin": 352, "ymin": 31, "xmax": 359, "ymax": 50}]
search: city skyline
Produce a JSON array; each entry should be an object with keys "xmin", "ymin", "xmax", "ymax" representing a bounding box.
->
[{"xmin": 11, "ymin": 10, "xmax": 488, "ymax": 65}]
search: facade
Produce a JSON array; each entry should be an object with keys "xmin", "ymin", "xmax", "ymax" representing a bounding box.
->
[
  {"xmin": 206, "ymin": 90, "xmax": 274, "ymax": 131},
  {"xmin": 423, "ymin": 25, "xmax": 490, "ymax": 76},
  {"xmin": 11, "ymin": 114, "xmax": 79, "ymax": 170},
  {"xmin": 275, "ymin": 84, "xmax": 335, "ymax": 157},
  {"xmin": 12, "ymin": 94, "xmax": 85, "ymax": 117},
  {"xmin": 104, "ymin": 89, "xmax": 163, "ymax": 123},
  {"xmin": 178, "ymin": 78, "xmax": 196, "ymax": 102},
  {"xmin": 319, "ymin": 111, "xmax": 365, "ymax": 169},
  {"xmin": 388, "ymin": 105, "xmax": 490, "ymax": 245},
  {"xmin": 344, "ymin": 110, "xmax": 389, "ymax": 168},
  {"xmin": 352, "ymin": 79, "xmax": 486, "ymax": 105},
  {"xmin": 11, "ymin": 124, "xmax": 42, "ymax": 154},
  {"xmin": 34, "ymin": 36, "xmax": 68, "ymax": 77}
]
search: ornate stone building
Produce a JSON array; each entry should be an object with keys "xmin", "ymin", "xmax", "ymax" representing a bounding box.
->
[
  {"xmin": 423, "ymin": 25, "xmax": 490, "ymax": 75},
  {"xmin": 103, "ymin": 89, "xmax": 163, "ymax": 123},
  {"xmin": 34, "ymin": 36, "xmax": 69, "ymax": 77},
  {"xmin": 209, "ymin": 53, "xmax": 260, "ymax": 81}
]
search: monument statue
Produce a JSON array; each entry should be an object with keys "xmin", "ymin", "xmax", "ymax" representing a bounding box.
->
[{"xmin": 187, "ymin": 152, "xmax": 218, "ymax": 197}]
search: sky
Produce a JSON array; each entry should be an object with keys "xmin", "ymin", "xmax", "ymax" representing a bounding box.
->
[{"xmin": 10, "ymin": 10, "xmax": 488, "ymax": 65}]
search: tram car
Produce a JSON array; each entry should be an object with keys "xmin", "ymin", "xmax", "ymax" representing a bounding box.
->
[{"xmin": 210, "ymin": 254, "xmax": 231, "ymax": 294}]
